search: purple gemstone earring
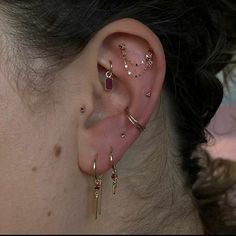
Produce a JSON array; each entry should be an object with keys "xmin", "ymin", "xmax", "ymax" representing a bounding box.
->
[{"xmin": 105, "ymin": 60, "xmax": 113, "ymax": 91}]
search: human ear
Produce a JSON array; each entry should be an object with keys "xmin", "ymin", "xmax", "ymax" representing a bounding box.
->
[{"xmin": 77, "ymin": 18, "xmax": 166, "ymax": 175}]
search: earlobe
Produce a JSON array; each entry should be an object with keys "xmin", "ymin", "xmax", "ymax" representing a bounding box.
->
[{"xmin": 77, "ymin": 19, "xmax": 166, "ymax": 175}]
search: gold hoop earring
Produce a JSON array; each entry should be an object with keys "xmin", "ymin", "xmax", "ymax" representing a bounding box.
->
[
  {"xmin": 109, "ymin": 151, "xmax": 118, "ymax": 195},
  {"xmin": 126, "ymin": 108, "xmax": 145, "ymax": 132},
  {"xmin": 93, "ymin": 158, "xmax": 102, "ymax": 219}
]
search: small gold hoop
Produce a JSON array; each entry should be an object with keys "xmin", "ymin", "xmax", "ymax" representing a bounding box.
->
[
  {"xmin": 126, "ymin": 109, "xmax": 145, "ymax": 132},
  {"xmin": 93, "ymin": 158, "xmax": 98, "ymax": 180}
]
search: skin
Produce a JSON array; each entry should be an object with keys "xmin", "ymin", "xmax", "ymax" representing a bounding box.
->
[{"xmin": 0, "ymin": 18, "xmax": 203, "ymax": 233}]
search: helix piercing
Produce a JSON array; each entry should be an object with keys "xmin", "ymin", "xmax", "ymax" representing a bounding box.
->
[{"xmin": 145, "ymin": 91, "xmax": 151, "ymax": 98}]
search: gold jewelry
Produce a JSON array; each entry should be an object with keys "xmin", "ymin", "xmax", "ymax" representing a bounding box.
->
[
  {"xmin": 145, "ymin": 91, "xmax": 151, "ymax": 98},
  {"xmin": 109, "ymin": 151, "xmax": 118, "ymax": 195},
  {"xmin": 93, "ymin": 158, "xmax": 102, "ymax": 219},
  {"xmin": 118, "ymin": 43, "xmax": 153, "ymax": 78},
  {"xmin": 105, "ymin": 60, "xmax": 113, "ymax": 91},
  {"xmin": 126, "ymin": 108, "xmax": 145, "ymax": 132}
]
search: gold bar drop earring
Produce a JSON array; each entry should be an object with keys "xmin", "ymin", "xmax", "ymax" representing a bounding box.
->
[
  {"xmin": 109, "ymin": 151, "xmax": 118, "ymax": 195},
  {"xmin": 93, "ymin": 158, "xmax": 102, "ymax": 219}
]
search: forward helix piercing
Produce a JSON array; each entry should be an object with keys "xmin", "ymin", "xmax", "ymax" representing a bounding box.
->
[
  {"xmin": 109, "ymin": 151, "xmax": 118, "ymax": 195},
  {"xmin": 105, "ymin": 60, "xmax": 114, "ymax": 91},
  {"xmin": 125, "ymin": 108, "xmax": 145, "ymax": 132},
  {"xmin": 118, "ymin": 43, "xmax": 153, "ymax": 78},
  {"xmin": 93, "ymin": 158, "xmax": 102, "ymax": 219}
]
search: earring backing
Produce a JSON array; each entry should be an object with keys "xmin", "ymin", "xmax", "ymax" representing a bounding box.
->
[{"xmin": 93, "ymin": 158, "xmax": 102, "ymax": 219}]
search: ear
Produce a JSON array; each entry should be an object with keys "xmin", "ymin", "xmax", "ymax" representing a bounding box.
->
[{"xmin": 77, "ymin": 18, "xmax": 166, "ymax": 175}]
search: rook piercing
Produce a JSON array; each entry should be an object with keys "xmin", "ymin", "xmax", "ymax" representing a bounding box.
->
[
  {"xmin": 110, "ymin": 151, "xmax": 118, "ymax": 195},
  {"xmin": 105, "ymin": 60, "xmax": 113, "ymax": 91},
  {"xmin": 93, "ymin": 158, "xmax": 102, "ymax": 219},
  {"xmin": 126, "ymin": 108, "xmax": 145, "ymax": 132}
]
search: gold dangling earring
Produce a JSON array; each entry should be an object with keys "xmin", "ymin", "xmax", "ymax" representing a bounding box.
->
[
  {"xmin": 93, "ymin": 158, "xmax": 102, "ymax": 219},
  {"xmin": 109, "ymin": 151, "xmax": 118, "ymax": 195},
  {"xmin": 105, "ymin": 60, "xmax": 114, "ymax": 91}
]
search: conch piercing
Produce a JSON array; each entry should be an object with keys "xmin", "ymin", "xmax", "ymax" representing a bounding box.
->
[
  {"xmin": 105, "ymin": 60, "xmax": 114, "ymax": 91},
  {"xmin": 118, "ymin": 43, "xmax": 153, "ymax": 78},
  {"xmin": 93, "ymin": 158, "xmax": 102, "ymax": 219},
  {"xmin": 109, "ymin": 151, "xmax": 118, "ymax": 195},
  {"xmin": 126, "ymin": 108, "xmax": 145, "ymax": 132}
]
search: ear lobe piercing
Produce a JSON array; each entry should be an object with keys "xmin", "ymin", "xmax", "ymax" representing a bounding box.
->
[
  {"xmin": 105, "ymin": 60, "xmax": 114, "ymax": 91},
  {"xmin": 118, "ymin": 43, "xmax": 153, "ymax": 78},
  {"xmin": 110, "ymin": 151, "xmax": 118, "ymax": 195},
  {"xmin": 126, "ymin": 108, "xmax": 145, "ymax": 132},
  {"xmin": 93, "ymin": 158, "xmax": 102, "ymax": 219}
]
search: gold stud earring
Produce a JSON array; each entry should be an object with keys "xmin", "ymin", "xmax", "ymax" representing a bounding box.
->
[
  {"xmin": 109, "ymin": 151, "xmax": 118, "ymax": 195},
  {"xmin": 93, "ymin": 158, "xmax": 102, "ymax": 219},
  {"xmin": 145, "ymin": 91, "xmax": 151, "ymax": 98}
]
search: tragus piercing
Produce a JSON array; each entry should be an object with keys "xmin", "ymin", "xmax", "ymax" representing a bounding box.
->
[
  {"xmin": 105, "ymin": 60, "xmax": 114, "ymax": 91},
  {"xmin": 118, "ymin": 43, "xmax": 153, "ymax": 78}
]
